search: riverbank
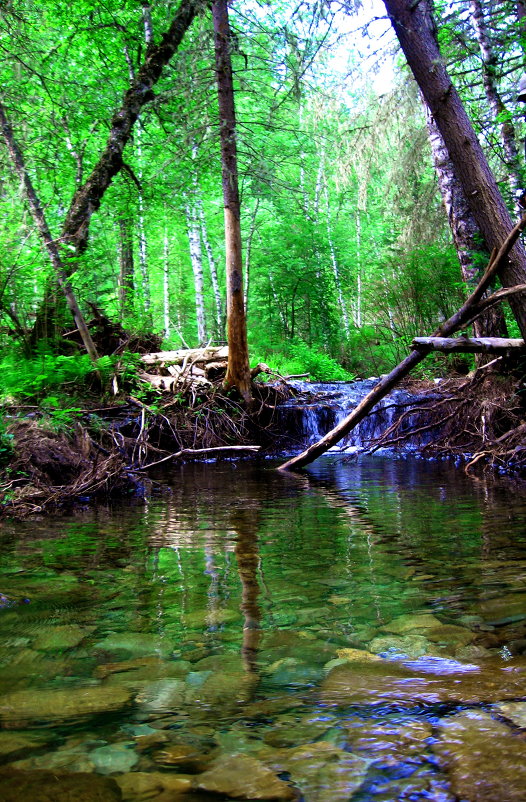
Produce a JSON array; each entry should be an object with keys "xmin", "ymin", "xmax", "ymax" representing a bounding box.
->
[{"xmin": 1, "ymin": 363, "xmax": 525, "ymax": 518}]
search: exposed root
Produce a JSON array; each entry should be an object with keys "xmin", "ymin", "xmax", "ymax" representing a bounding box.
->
[
  {"xmin": 0, "ymin": 379, "xmax": 293, "ymax": 518},
  {"xmin": 367, "ymin": 371, "xmax": 526, "ymax": 475}
]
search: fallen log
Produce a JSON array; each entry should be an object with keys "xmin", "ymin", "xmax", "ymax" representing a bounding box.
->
[
  {"xmin": 278, "ymin": 212, "xmax": 526, "ymax": 472},
  {"xmin": 141, "ymin": 346, "xmax": 228, "ymax": 366},
  {"xmin": 412, "ymin": 336, "xmax": 525, "ymax": 353}
]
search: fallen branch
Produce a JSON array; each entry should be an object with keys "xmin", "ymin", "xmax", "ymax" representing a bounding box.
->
[
  {"xmin": 412, "ymin": 336, "xmax": 525, "ymax": 353},
  {"xmin": 130, "ymin": 445, "xmax": 261, "ymax": 471}
]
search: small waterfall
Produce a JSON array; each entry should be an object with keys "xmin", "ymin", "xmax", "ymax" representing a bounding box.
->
[{"xmin": 277, "ymin": 379, "xmax": 443, "ymax": 452}]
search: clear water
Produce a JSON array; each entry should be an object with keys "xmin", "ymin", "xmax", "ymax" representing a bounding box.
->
[{"xmin": 1, "ymin": 456, "xmax": 526, "ymax": 801}]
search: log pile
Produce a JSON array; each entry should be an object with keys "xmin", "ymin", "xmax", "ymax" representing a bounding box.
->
[
  {"xmin": 138, "ymin": 347, "xmax": 273, "ymax": 394},
  {"xmin": 138, "ymin": 346, "xmax": 229, "ymax": 392}
]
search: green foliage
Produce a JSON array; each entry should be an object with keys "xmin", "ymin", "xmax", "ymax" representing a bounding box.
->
[{"xmin": 252, "ymin": 339, "xmax": 354, "ymax": 381}]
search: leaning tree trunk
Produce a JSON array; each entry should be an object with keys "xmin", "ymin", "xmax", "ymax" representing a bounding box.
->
[
  {"xmin": 212, "ymin": 0, "xmax": 252, "ymax": 403},
  {"xmin": 424, "ymin": 104, "xmax": 508, "ymax": 343},
  {"xmin": 383, "ymin": 0, "xmax": 526, "ymax": 339},
  {"xmin": 0, "ymin": 102, "xmax": 100, "ymax": 365}
]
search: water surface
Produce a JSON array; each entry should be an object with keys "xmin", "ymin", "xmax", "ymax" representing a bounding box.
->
[{"xmin": 1, "ymin": 456, "xmax": 526, "ymax": 801}]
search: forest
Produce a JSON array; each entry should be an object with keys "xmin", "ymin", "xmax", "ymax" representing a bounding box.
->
[{"xmin": 1, "ymin": 0, "xmax": 526, "ymax": 509}]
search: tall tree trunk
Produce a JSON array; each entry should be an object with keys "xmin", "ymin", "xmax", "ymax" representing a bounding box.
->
[
  {"xmin": 382, "ymin": 0, "xmax": 526, "ymax": 339},
  {"xmin": 424, "ymin": 104, "xmax": 508, "ymax": 342},
  {"xmin": 118, "ymin": 217, "xmax": 134, "ymax": 318},
  {"xmin": 324, "ymin": 183, "xmax": 350, "ymax": 336},
  {"xmin": 243, "ymin": 198, "xmax": 260, "ymax": 317},
  {"xmin": 163, "ymin": 224, "xmax": 171, "ymax": 338},
  {"xmin": 0, "ymin": 102, "xmax": 100, "ymax": 365},
  {"xmin": 198, "ymin": 198, "xmax": 224, "ymax": 339},
  {"xmin": 136, "ymin": 129, "xmax": 152, "ymax": 327},
  {"xmin": 212, "ymin": 0, "xmax": 252, "ymax": 403},
  {"xmin": 185, "ymin": 202, "xmax": 207, "ymax": 345},
  {"xmin": 469, "ymin": 0, "xmax": 522, "ymax": 207}
]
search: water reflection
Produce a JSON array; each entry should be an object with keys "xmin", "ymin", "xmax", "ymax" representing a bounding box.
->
[{"xmin": 1, "ymin": 456, "xmax": 526, "ymax": 800}]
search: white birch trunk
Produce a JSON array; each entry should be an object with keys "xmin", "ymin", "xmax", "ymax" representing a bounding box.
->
[
  {"xmin": 185, "ymin": 202, "xmax": 207, "ymax": 345},
  {"xmin": 163, "ymin": 226, "xmax": 170, "ymax": 337}
]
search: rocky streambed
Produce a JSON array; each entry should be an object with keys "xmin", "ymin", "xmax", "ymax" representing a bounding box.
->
[{"xmin": 1, "ymin": 457, "xmax": 526, "ymax": 801}]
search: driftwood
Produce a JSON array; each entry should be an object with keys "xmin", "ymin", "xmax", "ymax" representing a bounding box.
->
[
  {"xmin": 412, "ymin": 336, "xmax": 526, "ymax": 353},
  {"xmin": 132, "ymin": 445, "xmax": 261, "ymax": 471},
  {"xmin": 140, "ymin": 346, "xmax": 229, "ymax": 366},
  {"xmin": 278, "ymin": 213, "xmax": 526, "ymax": 472}
]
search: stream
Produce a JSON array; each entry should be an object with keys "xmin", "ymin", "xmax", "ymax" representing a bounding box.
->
[{"xmin": 1, "ymin": 452, "xmax": 526, "ymax": 800}]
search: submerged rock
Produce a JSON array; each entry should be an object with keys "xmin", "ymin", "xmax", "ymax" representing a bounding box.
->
[
  {"xmin": 265, "ymin": 741, "xmax": 370, "ymax": 802},
  {"xmin": 434, "ymin": 710, "xmax": 526, "ymax": 801},
  {"xmin": 90, "ymin": 742, "xmax": 139, "ymax": 774},
  {"xmin": 0, "ymin": 769, "xmax": 122, "ymax": 802},
  {"xmin": 115, "ymin": 771, "xmax": 192, "ymax": 801},
  {"xmin": 493, "ymin": 700, "xmax": 526, "ymax": 728},
  {"xmin": 193, "ymin": 754, "xmax": 296, "ymax": 799},
  {"xmin": 0, "ymin": 731, "xmax": 47, "ymax": 759},
  {"xmin": 94, "ymin": 633, "xmax": 174, "ymax": 658},
  {"xmin": 382, "ymin": 613, "xmax": 443, "ymax": 634},
  {"xmin": 32, "ymin": 624, "xmax": 96, "ymax": 651},
  {"xmin": 321, "ymin": 656, "xmax": 526, "ymax": 707},
  {"xmin": 0, "ymin": 685, "xmax": 132, "ymax": 724}
]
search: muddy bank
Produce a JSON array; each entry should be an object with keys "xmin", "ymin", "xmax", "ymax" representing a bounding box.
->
[{"xmin": 0, "ymin": 381, "xmax": 290, "ymax": 518}]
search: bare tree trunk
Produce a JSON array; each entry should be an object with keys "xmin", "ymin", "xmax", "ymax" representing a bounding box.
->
[
  {"xmin": 324, "ymin": 183, "xmax": 350, "ymax": 335},
  {"xmin": 163, "ymin": 225, "xmax": 171, "ymax": 337},
  {"xmin": 198, "ymin": 198, "xmax": 224, "ymax": 338},
  {"xmin": 185, "ymin": 202, "xmax": 207, "ymax": 345},
  {"xmin": 382, "ymin": 0, "xmax": 526, "ymax": 339},
  {"xmin": 212, "ymin": 0, "xmax": 252, "ymax": 403},
  {"xmin": 469, "ymin": 0, "xmax": 522, "ymax": 207},
  {"xmin": 118, "ymin": 217, "xmax": 134, "ymax": 318},
  {"xmin": 243, "ymin": 198, "xmax": 260, "ymax": 317},
  {"xmin": 424, "ymin": 104, "xmax": 508, "ymax": 341},
  {"xmin": 136, "ymin": 130, "xmax": 152, "ymax": 326},
  {"xmin": 0, "ymin": 102, "xmax": 100, "ymax": 365}
]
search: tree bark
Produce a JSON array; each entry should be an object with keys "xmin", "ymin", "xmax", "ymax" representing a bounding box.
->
[
  {"xmin": 424, "ymin": 104, "xmax": 508, "ymax": 341},
  {"xmin": 185, "ymin": 201, "xmax": 207, "ymax": 345},
  {"xmin": 118, "ymin": 217, "xmax": 135, "ymax": 318},
  {"xmin": 412, "ymin": 336, "xmax": 524, "ymax": 352},
  {"xmin": 382, "ymin": 0, "xmax": 526, "ymax": 338},
  {"xmin": 212, "ymin": 0, "xmax": 252, "ymax": 403},
  {"xmin": 0, "ymin": 102, "xmax": 100, "ymax": 365}
]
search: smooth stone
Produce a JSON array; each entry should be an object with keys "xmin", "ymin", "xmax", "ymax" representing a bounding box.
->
[
  {"xmin": 9, "ymin": 744, "xmax": 95, "ymax": 773},
  {"xmin": 494, "ymin": 701, "xmax": 526, "ymax": 728},
  {"xmin": 0, "ymin": 731, "xmax": 46, "ymax": 758},
  {"xmin": 336, "ymin": 648, "xmax": 381, "ymax": 662},
  {"xmin": 264, "ymin": 658, "xmax": 323, "ymax": 687},
  {"xmin": 94, "ymin": 633, "xmax": 175, "ymax": 657},
  {"xmin": 265, "ymin": 741, "xmax": 370, "ymax": 801},
  {"xmin": 262, "ymin": 714, "xmax": 334, "ymax": 748},
  {"xmin": 0, "ymin": 769, "xmax": 121, "ymax": 802},
  {"xmin": 434, "ymin": 710, "xmax": 526, "ymax": 801},
  {"xmin": 193, "ymin": 754, "xmax": 296, "ymax": 799},
  {"xmin": 382, "ymin": 613, "xmax": 443, "ymax": 634},
  {"xmin": 321, "ymin": 656, "xmax": 526, "ymax": 707},
  {"xmin": 478, "ymin": 593, "xmax": 526, "ymax": 623},
  {"xmin": 368, "ymin": 634, "xmax": 443, "ymax": 658},
  {"xmin": 135, "ymin": 679, "xmax": 186, "ymax": 710},
  {"xmin": 90, "ymin": 743, "xmax": 139, "ymax": 774},
  {"xmin": 95, "ymin": 657, "xmax": 191, "ymax": 681},
  {"xmin": 425, "ymin": 624, "xmax": 474, "ymax": 647},
  {"xmin": 116, "ymin": 771, "xmax": 192, "ymax": 801},
  {"xmin": 0, "ymin": 685, "xmax": 132, "ymax": 724},
  {"xmin": 33, "ymin": 625, "xmax": 96, "ymax": 651},
  {"xmin": 152, "ymin": 742, "xmax": 210, "ymax": 770}
]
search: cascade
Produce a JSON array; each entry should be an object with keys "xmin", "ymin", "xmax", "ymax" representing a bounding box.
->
[{"xmin": 277, "ymin": 379, "xmax": 443, "ymax": 452}]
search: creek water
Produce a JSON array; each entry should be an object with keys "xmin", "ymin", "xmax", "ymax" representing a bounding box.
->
[{"xmin": 1, "ymin": 455, "xmax": 526, "ymax": 800}]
